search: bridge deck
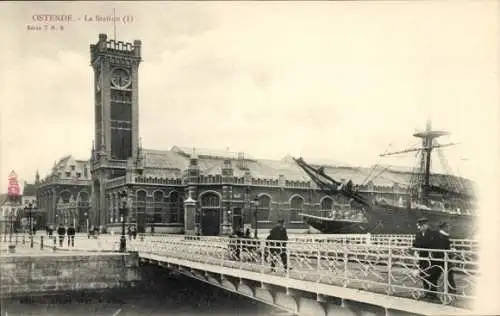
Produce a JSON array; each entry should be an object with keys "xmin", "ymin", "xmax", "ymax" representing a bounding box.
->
[
  {"xmin": 4, "ymin": 233, "xmax": 477, "ymax": 315},
  {"xmin": 141, "ymin": 252, "xmax": 471, "ymax": 316}
]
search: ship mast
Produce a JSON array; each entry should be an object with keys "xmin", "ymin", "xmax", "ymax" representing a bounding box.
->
[{"xmin": 380, "ymin": 119, "xmax": 456, "ymax": 205}]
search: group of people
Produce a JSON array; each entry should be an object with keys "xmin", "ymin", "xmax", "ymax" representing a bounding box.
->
[
  {"xmin": 45, "ymin": 224, "xmax": 76, "ymax": 247},
  {"xmin": 127, "ymin": 224, "xmax": 138, "ymax": 240},
  {"xmin": 413, "ymin": 217, "xmax": 456, "ymax": 300}
]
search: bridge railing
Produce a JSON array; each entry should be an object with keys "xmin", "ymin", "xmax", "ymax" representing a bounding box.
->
[
  {"xmin": 132, "ymin": 235, "xmax": 478, "ymax": 307},
  {"xmin": 133, "ymin": 233, "xmax": 478, "ymax": 252}
]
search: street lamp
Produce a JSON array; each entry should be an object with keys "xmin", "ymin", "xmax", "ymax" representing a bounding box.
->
[
  {"xmin": 24, "ymin": 202, "xmax": 35, "ymax": 248},
  {"xmin": 253, "ymin": 196, "xmax": 259, "ymax": 239},
  {"xmin": 119, "ymin": 191, "xmax": 128, "ymax": 252},
  {"xmin": 9, "ymin": 207, "xmax": 15, "ymax": 244},
  {"xmin": 84, "ymin": 212, "xmax": 89, "ymax": 237},
  {"xmin": 226, "ymin": 208, "xmax": 232, "ymax": 234}
]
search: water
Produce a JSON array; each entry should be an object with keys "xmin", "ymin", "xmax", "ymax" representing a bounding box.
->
[{"xmin": 1, "ymin": 264, "xmax": 287, "ymax": 316}]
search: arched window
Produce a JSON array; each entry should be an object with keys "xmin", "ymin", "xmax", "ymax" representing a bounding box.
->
[
  {"xmin": 60, "ymin": 191, "xmax": 71, "ymax": 204},
  {"xmin": 167, "ymin": 191, "xmax": 183, "ymax": 223},
  {"xmin": 257, "ymin": 195, "xmax": 271, "ymax": 222},
  {"xmin": 201, "ymin": 193, "xmax": 220, "ymax": 208},
  {"xmin": 290, "ymin": 196, "xmax": 304, "ymax": 223},
  {"xmin": 321, "ymin": 197, "xmax": 333, "ymax": 210},
  {"xmin": 137, "ymin": 190, "xmax": 147, "ymax": 201},
  {"xmin": 78, "ymin": 191, "xmax": 90, "ymax": 209},
  {"xmin": 136, "ymin": 190, "xmax": 147, "ymax": 217},
  {"xmin": 78, "ymin": 191, "xmax": 89, "ymax": 201},
  {"xmin": 153, "ymin": 191, "xmax": 164, "ymax": 223}
]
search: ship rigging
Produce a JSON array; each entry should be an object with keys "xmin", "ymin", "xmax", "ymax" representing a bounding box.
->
[{"xmin": 292, "ymin": 120, "xmax": 477, "ymax": 237}]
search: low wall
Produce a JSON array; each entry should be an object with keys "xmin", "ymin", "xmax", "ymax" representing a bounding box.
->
[{"xmin": 0, "ymin": 252, "xmax": 140, "ymax": 298}]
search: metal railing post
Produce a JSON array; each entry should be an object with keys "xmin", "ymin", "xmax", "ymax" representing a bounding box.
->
[
  {"xmin": 387, "ymin": 239, "xmax": 392, "ymax": 294},
  {"xmin": 40, "ymin": 235, "xmax": 44, "ymax": 250},
  {"xmin": 286, "ymin": 241, "xmax": 290, "ymax": 278},
  {"xmin": 260, "ymin": 240, "xmax": 265, "ymax": 273},
  {"xmin": 343, "ymin": 246, "xmax": 349, "ymax": 287},
  {"xmin": 443, "ymin": 251, "xmax": 449, "ymax": 295},
  {"xmin": 53, "ymin": 236, "xmax": 56, "ymax": 251},
  {"xmin": 317, "ymin": 243, "xmax": 321, "ymax": 273},
  {"xmin": 30, "ymin": 235, "xmax": 34, "ymax": 248}
]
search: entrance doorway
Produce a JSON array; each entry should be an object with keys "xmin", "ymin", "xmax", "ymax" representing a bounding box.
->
[
  {"xmin": 137, "ymin": 213, "xmax": 146, "ymax": 234},
  {"xmin": 201, "ymin": 209, "xmax": 220, "ymax": 236},
  {"xmin": 232, "ymin": 208, "xmax": 243, "ymax": 233}
]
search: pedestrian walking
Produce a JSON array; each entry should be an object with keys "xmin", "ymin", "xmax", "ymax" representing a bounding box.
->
[
  {"xmin": 67, "ymin": 224, "xmax": 76, "ymax": 247},
  {"xmin": 266, "ymin": 219, "xmax": 288, "ymax": 272},
  {"xmin": 57, "ymin": 224, "xmax": 66, "ymax": 247},
  {"xmin": 131, "ymin": 224, "xmax": 137, "ymax": 240}
]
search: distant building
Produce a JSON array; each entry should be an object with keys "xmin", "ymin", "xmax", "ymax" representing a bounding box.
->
[
  {"xmin": 36, "ymin": 157, "xmax": 91, "ymax": 231},
  {"xmin": 0, "ymin": 193, "xmax": 15, "ymax": 235}
]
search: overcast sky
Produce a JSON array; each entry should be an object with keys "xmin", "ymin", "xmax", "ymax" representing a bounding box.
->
[
  {"xmin": 0, "ymin": 1, "xmax": 499, "ymax": 311},
  {"xmin": 0, "ymin": 1, "xmax": 498, "ymax": 192}
]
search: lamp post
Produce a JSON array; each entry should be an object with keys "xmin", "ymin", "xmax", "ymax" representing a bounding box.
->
[
  {"xmin": 84, "ymin": 212, "xmax": 89, "ymax": 236},
  {"xmin": 226, "ymin": 208, "xmax": 232, "ymax": 234},
  {"xmin": 119, "ymin": 191, "xmax": 128, "ymax": 252},
  {"xmin": 24, "ymin": 202, "xmax": 35, "ymax": 248},
  {"xmin": 253, "ymin": 196, "xmax": 259, "ymax": 239},
  {"xmin": 9, "ymin": 207, "xmax": 15, "ymax": 244}
]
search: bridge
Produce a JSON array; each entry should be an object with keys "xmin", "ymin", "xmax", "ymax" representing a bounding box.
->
[{"xmin": 4, "ymin": 233, "xmax": 478, "ymax": 316}]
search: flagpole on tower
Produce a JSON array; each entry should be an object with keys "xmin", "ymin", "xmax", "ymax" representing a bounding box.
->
[{"xmin": 113, "ymin": 8, "xmax": 117, "ymax": 40}]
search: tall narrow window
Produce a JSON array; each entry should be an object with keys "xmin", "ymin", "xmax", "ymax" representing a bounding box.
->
[
  {"xmin": 153, "ymin": 191, "xmax": 164, "ymax": 223},
  {"xmin": 290, "ymin": 196, "xmax": 304, "ymax": 223},
  {"xmin": 257, "ymin": 195, "xmax": 271, "ymax": 222}
]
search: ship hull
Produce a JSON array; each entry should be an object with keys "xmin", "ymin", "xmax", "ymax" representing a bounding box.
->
[{"xmin": 303, "ymin": 205, "xmax": 477, "ymax": 239}]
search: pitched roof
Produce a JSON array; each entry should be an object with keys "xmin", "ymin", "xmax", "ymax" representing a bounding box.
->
[
  {"xmin": 140, "ymin": 146, "xmax": 405, "ymax": 184},
  {"xmin": 141, "ymin": 146, "xmax": 475, "ymax": 192},
  {"xmin": 42, "ymin": 155, "xmax": 91, "ymax": 182},
  {"xmin": 22, "ymin": 183, "xmax": 38, "ymax": 196},
  {"xmin": 41, "ymin": 147, "xmax": 474, "ymax": 193}
]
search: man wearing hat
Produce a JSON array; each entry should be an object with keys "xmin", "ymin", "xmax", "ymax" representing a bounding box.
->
[
  {"xmin": 266, "ymin": 218, "xmax": 288, "ymax": 272},
  {"xmin": 412, "ymin": 217, "xmax": 440, "ymax": 299},
  {"xmin": 435, "ymin": 221, "xmax": 456, "ymax": 294}
]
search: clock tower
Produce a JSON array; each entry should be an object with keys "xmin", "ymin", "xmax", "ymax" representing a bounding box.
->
[{"xmin": 89, "ymin": 33, "xmax": 142, "ymax": 227}]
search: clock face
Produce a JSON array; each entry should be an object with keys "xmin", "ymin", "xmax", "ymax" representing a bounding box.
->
[{"xmin": 111, "ymin": 68, "xmax": 131, "ymax": 89}]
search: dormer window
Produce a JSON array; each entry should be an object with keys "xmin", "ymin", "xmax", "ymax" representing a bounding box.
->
[
  {"xmin": 76, "ymin": 172, "xmax": 81, "ymax": 178},
  {"xmin": 65, "ymin": 172, "xmax": 71, "ymax": 177},
  {"xmin": 71, "ymin": 165, "xmax": 76, "ymax": 171}
]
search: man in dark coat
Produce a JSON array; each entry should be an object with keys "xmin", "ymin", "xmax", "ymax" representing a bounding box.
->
[
  {"xmin": 435, "ymin": 221, "xmax": 456, "ymax": 294},
  {"xmin": 266, "ymin": 219, "xmax": 288, "ymax": 272},
  {"xmin": 412, "ymin": 217, "xmax": 439, "ymax": 299},
  {"xmin": 67, "ymin": 224, "xmax": 76, "ymax": 247},
  {"xmin": 57, "ymin": 224, "xmax": 66, "ymax": 247}
]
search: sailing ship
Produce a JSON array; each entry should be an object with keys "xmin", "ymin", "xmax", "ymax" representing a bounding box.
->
[{"xmin": 294, "ymin": 120, "xmax": 477, "ymax": 239}]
